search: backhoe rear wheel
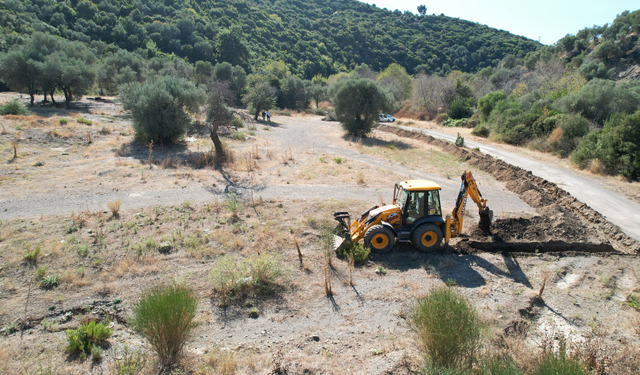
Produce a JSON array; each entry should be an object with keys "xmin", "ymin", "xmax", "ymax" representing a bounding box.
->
[
  {"xmin": 364, "ymin": 225, "xmax": 395, "ymax": 253},
  {"xmin": 412, "ymin": 224, "xmax": 442, "ymax": 252}
]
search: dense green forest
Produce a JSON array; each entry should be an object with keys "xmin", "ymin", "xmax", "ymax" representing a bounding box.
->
[{"xmin": 0, "ymin": 0, "xmax": 539, "ymax": 77}]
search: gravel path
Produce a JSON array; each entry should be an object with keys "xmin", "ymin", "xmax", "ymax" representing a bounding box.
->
[{"xmin": 395, "ymin": 125, "xmax": 640, "ymax": 242}]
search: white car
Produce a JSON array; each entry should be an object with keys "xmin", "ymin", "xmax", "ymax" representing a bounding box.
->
[{"xmin": 378, "ymin": 114, "xmax": 396, "ymax": 122}]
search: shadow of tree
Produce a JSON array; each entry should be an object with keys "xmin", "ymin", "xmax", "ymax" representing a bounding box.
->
[{"xmin": 342, "ymin": 134, "xmax": 414, "ymax": 150}]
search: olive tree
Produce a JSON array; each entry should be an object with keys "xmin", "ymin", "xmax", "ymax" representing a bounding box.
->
[
  {"xmin": 206, "ymin": 81, "xmax": 235, "ymax": 163},
  {"xmin": 330, "ymin": 78, "xmax": 391, "ymax": 137},
  {"xmin": 120, "ymin": 76, "xmax": 205, "ymax": 142},
  {"xmin": 243, "ymin": 80, "xmax": 277, "ymax": 120}
]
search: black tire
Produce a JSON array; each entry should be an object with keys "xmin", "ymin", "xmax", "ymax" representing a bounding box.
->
[
  {"xmin": 364, "ymin": 225, "xmax": 395, "ymax": 253},
  {"xmin": 411, "ymin": 224, "xmax": 442, "ymax": 252}
]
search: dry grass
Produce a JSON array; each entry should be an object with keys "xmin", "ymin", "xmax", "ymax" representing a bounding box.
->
[
  {"xmin": 548, "ymin": 127, "xmax": 563, "ymax": 145},
  {"xmin": 107, "ymin": 199, "xmax": 122, "ymax": 217},
  {"xmin": 589, "ymin": 158, "xmax": 606, "ymax": 175},
  {"xmin": 538, "ymin": 270, "xmax": 552, "ymax": 298},
  {"xmin": 356, "ymin": 170, "xmax": 365, "ymax": 184}
]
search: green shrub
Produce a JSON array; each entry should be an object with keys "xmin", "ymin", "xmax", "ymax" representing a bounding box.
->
[
  {"xmin": 35, "ymin": 267, "xmax": 47, "ymax": 280},
  {"xmin": 534, "ymin": 352, "xmax": 588, "ymax": 375},
  {"xmin": 58, "ymin": 118, "xmax": 69, "ymax": 125},
  {"xmin": 132, "ymin": 284, "xmax": 198, "ymax": 365},
  {"xmin": 471, "ymin": 125, "xmax": 490, "ymax": 138},
  {"xmin": 572, "ymin": 111, "xmax": 640, "ymax": 180},
  {"xmin": 77, "ymin": 117, "xmax": 92, "ymax": 125},
  {"xmin": 435, "ymin": 113, "xmax": 450, "ymax": 124},
  {"xmin": 0, "ymin": 100, "xmax": 29, "ymax": 115},
  {"xmin": 339, "ymin": 242, "xmax": 370, "ymax": 263},
  {"xmin": 23, "ymin": 244, "xmax": 41, "ymax": 263},
  {"xmin": 548, "ymin": 114, "xmax": 589, "ymax": 157},
  {"xmin": 41, "ymin": 275, "xmax": 60, "ymax": 289},
  {"xmin": 120, "ymin": 76, "xmax": 205, "ymax": 143},
  {"xmin": 411, "ymin": 287, "xmax": 481, "ymax": 370},
  {"xmin": 455, "ymin": 133, "xmax": 465, "ymax": 147},
  {"xmin": 231, "ymin": 116, "xmax": 244, "ymax": 128},
  {"xmin": 313, "ymin": 108, "xmax": 326, "ymax": 116},
  {"xmin": 224, "ymin": 192, "xmax": 242, "ymax": 214},
  {"xmin": 447, "ymin": 98, "xmax": 474, "ymax": 120},
  {"xmin": 442, "ymin": 118, "xmax": 469, "ymax": 127},
  {"xmin": 478, "ymin": 355, "xmax": 523, "ymax": 375},
  {"xmin": 477, "ymin": 90, "xmax": 506, "ymax": 121},
  {"xmin": 230, "ymin": 131, "xmax": 246, "ymax": 140},
  {"xmin": 65, "ymin": 320, "xmax": 112, "ymax": 357}
]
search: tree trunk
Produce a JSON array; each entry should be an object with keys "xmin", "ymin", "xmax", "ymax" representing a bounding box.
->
[
  {"xmin": 50, "ymin": 88, "xmax": 56, "ymax": 105},
  {"xmin": 209, "ymin": 122, "xmax": 224, "ymax": 159},
  {"xmin": 254, "ymin": 108, "xmax": 260, "ymax": 120},
  {"xmin": 63, "ymin": 87, "xmax": 71, "ymax": 109},
  {"xmin": 29, "ymin": 93, "xmax": 35, "ymax": 106}
]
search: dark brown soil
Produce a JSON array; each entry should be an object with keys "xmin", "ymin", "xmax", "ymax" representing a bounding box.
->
[{"xmin": 379, "ymin": 125, "xmax": 640, "ymax": 254}]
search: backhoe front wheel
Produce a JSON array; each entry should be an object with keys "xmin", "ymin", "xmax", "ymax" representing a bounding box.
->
[
  {"xmin": 364, "ymin": 225, "xmax": 395, "ymax": 253},
  {"xmin": 412, "ymin": 224, "xmax": 442, "ymax": 252}
]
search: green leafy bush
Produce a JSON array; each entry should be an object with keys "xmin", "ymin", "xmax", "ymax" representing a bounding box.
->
[
  {"xmin": 230, "ymin": 131, "xmax": 246, "ymax": 140},
  {"xmin": 23, "ymin": 244, "xmax": 41, "ymax": 263},
  {"xmin": 65, "ymin": 320, "xmax": 112, "ymax": 357},
  {"xmin": 447, "ymin": 98, "xmax": 474, "ymax": 119},
  {"xmin": 41, "ymin": 275, "xmax": 60, "ymax": 289},
  {"xmin": 0, "ymin": 100, "xmax": 29, "ymax": 115},
  {"xmin": 411, "ymin": 287, "xmax": 481, "ymax": 370},
  {"xmin": 547, "ymin": 114, "xmax": 589, "ymax": 157},
  {"xmin": 455, "ymin": 133, "xmax": 465, "ymax": 147},
  {"xmin": 572, "ymin": 111, "xmax": 640, "ymax": 180},
  {"xmin": 471, "ymin": 125, "xmax": 490, "ymax": 138},
  {"xmin": 132, "ymin": 284, "xmax": 198, "ymax": 365},
  {"xmin": 120, "ymin": 76, "xmax": 205, "ymax": 143},
  {"xmin": 477, "ymin": 90, "xmax": 506, "ymax": 120},
  {"xmin": 338, "ymin": 242, "xmax": 370, "ymax": 264}
]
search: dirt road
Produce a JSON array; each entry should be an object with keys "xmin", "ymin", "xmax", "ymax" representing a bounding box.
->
[
  {"xmin": 0, "ymin": 115, "xmax": 535, "ymax": 221},
  {"xmin": 394, "ymin": 125, "xmax": 640, "ymax": 242}
]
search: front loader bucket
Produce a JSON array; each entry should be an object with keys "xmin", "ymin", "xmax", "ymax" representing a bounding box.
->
[
  {"xmin": 334, "ymin": 235, "xmax": 351, "ymax": 253},
  {"xmin": 333, "ymin": 211, "xmax": 352, "ymax": 253},
  {"xmin": 479, "ymin": 207, "xmax": 493, "ymax": 234}
]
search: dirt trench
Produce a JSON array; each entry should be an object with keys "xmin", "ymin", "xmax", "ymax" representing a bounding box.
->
[{"xmin": 379, "ymin": 125, "xmax": 640, "ymax": 255}]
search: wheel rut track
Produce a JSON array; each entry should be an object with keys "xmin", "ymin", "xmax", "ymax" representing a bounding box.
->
[{"xmin": 379, "ymin": 125, "xmax": 640, "ymax": 255}]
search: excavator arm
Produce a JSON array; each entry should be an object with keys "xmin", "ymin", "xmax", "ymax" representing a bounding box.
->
[{"xmin": 445, "ymin": 171, "xmax": 493, "ymax": 244}]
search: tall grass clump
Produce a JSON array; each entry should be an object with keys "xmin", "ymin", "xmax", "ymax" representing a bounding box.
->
[
  {"xmin": 132, "ymin": 284, "xmax": 198, "ymax": 366},
  {"xmin": 210, "ymin": 253, "xmax": 286, "ymax": 305},
  {"xmin": 411, "ymin": 287, "xmax": 481, "ymax": 371},
  {"xmin": 534, "ymin": 351, "xmax": 589, "ymax": 375},
  {"xmin": 65, "ymin": 319, "xmax": 112, "ymax": 358},
  {"xmin": 0, "ymin": 100, "xmax": 29, "ymax": 115}
]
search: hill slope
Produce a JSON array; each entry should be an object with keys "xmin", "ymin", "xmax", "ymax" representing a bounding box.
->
[{"xmin": 0, "ymin": 0, "xmax": 540, "ymax": 77}]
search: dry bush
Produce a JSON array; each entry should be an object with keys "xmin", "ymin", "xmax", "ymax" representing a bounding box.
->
[
  {"xmin": 192, "ymin": 151, "xmax": 215, "ymax": 168},
  {"xmin": 160, "ymin": 156, "xmax": 181, "ymax": 169},
  {"xmin": 548, "ymin": 127, "xmax": 563, "ymax": 146},
  {"xmin": 356, "ymin": 170, "xmax": 365, "ymax": 184},
  {"xmin": 48, "ymin": 129, "xmax": 72, "ymax": 138},
  {"xmin": 205, "ymin": 349, "xmax": 237, "ymax": 375},
  {"xmin": 588, "ymin": 158, "xmax": 606, "ymax": 175},
  {"xmin": 107, "ymin": 199, "xmax": 121, "ymax": 217},
  {"xmin": 538, "ymin": 270, "xmax": 552, "ymax": 298}
]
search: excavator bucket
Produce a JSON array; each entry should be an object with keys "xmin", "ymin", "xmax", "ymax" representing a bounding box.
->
[{"xmin": 478, "ymin": 207, "xmax": 493, "ymax": 234}]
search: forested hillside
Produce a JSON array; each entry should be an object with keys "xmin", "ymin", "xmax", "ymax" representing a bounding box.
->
[{"xmin": 0, "ymin": 0, "xmax": 539, "ymax": 77}]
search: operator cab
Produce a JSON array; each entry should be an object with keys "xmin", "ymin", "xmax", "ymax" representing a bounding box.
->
[{"xmin": 394, "ymin": 180, "xmax": 443, "ymax": 227}]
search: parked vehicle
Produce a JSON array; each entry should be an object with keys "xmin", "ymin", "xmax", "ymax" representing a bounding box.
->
[{"xmin": 378, "ymin": 114, "xmax": 395, "ymax": 122}]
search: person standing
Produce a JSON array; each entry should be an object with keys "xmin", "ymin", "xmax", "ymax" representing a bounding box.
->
[
  {"xmin": 262, "ymin": 111, "xmax": 266, "ymax": 121},
  {"xmin": 267, "ymin": 111, "xmax": 271, "ymax": 121}
]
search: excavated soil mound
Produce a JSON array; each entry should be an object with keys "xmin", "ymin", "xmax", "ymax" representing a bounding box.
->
[{"xmin": 379, "ymin": 125, "xmax": 640, "ymax": 254}]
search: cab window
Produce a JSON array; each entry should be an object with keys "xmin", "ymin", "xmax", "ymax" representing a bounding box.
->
[{"xmin": 404, "ymin": 190, "xmax": 441, "ymax": 226}]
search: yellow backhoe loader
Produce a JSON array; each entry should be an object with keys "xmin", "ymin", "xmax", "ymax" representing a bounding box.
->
[{"xmin": 333, "ymin": 171, "xmax": 493, "ymax": 253}]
